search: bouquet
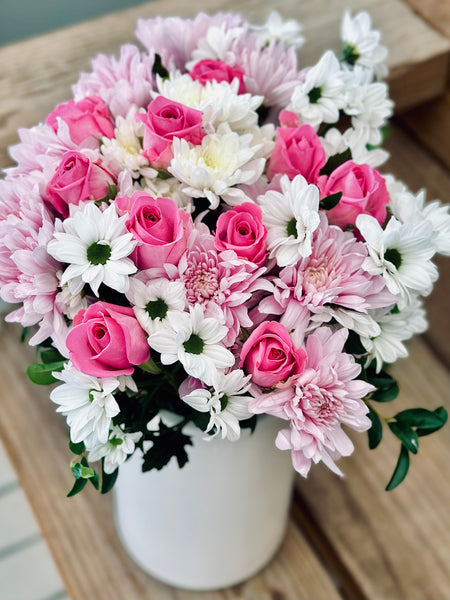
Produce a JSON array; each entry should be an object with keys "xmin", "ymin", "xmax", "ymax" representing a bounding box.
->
[{"xmin": 0, "ymin": 10, "xmax": 448, "ymax": 497}]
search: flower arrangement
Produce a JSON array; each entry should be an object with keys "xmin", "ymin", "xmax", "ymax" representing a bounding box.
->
[{"xmin": 0, "ymin": 10, "xmax": 448, "ymax": 497}]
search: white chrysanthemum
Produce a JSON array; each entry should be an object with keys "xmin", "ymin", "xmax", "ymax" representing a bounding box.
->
[
  {"xmin": 181, "ymin": 370, "xmax": 252, "ymax": 441},
  {"xmin": 288, "ymin": 51, "xmax": 345, "ymax": 128},
  {"xmin": 386, "ymin": 175, "xmax": 450, "ymax": 256},
  {"xmin": 343, "ymin": 67, "xmax": 393, "ymax": 145},
  {"xmin": 250, "ymin": 10, "xmax": 304, "ymax": 49},
  {"xmin": 148, "ymin": 304, "xmax": 235, "ymax": 386},
  {"xmin": 341, "ymin": 11, "xmax": 388, "ymax": 79},
  {"xmin": 47, "ymin": 202, "xmax": 137, "ymax": 296},
  {"xmin": 88, "ymin": 426, "xmax": 142, "ymax": 474},
  {"xmin": 361, "ymin": 297, "xmax": 428, "ymax": 372},
  {"xmin": 50, "ymin": 363, "xmax": 121, "ymax": 448},
  {"xmin": 188, "ymin": 24, "xmax": 245, "ymax": 65},
  {"xmin": 357, "ymin": 214, "xmax": 438, "ymax": 304},
  {"xmin": 321, "ymin": 126, "xmax": 389, "ymax": 168},
  {"xmin": 169, "ymin": 124, "xmax": 265, "ymax": 209},
  {"xmin": 157, "ymin": 74, "xmax": 262, "ymax": 133},
  {"xmin": 126, "ymin": 276, "xmax": 186, "ymax": 334},
  {"xmin": 55, "ymin": 283, "xmax": 89, "ymax": 320},
  {"xmin": 100, "ymin": 106, "xmax": 157, "ymax": 180},
  {"xmin": 258, "ymin": 174, "xmax": 320, "ymax": 267}
]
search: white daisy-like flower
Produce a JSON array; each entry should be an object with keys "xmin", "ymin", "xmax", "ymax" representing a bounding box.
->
[
  {"xmin": 321, "ymin": 126, "xmax": 389, "ymax": 168},
  {"xmin": 188, "ymin": 24, "xmax": 245, "ymax": 65},
  {"xmin": 341, "ymin": 11, "xmax": 388, "ymax": 79},
  {"xmin": 50, "ymin": 363, "xmax": 121, "ymax": 448},
  {"xmin": 47, "ymin": 202, "xmax": 137, "ymax": 296},
  {"xmin": 157, "ymin": 74, "xmax": 262, "ymax": 134},
  {"xmin": 100, "ymin": 106, "xmax": 158, "ymax": 180},
  {"xmin": 356, "ymin": 214, "xmax": 438, "ymax": 304},
  {"xmin": 288, "ymin": 51, "xmax": 345, "ymax": 128},
  {"xmin": 55, "ymin": 283, "xmax": 89, "ymax": 320},
  {"xmin": 361, "ymin": 297, "xmax": 428, "ymax": 372},
  {"xmin": 386, "ymin": 175, "xmax": 450, "ymax": 256},
  {"xmin": 88, "ymin": 425, "xmax": 142, "ymax": 474},
  {"xmin": 258, "ymin": 174, "xmax": 320, "ymax": 267},
  {"xmin": 126, "ymin": 276, "xmax": 186, "ymax": 334},
  {"xmin": 250, "ymin": 10, "xmax": 304, "ymax": 49},
  {"xmin": 169, "ymin": 123, "xmax": 265, "ymax": 209},
  {"xmin": 181, "ymin": 370, "xmax": 252, "ymax": 441},
  {"xmin": 343, "ymin": 67, "xmax": 393, "ymax": 146},
  {"xmin": 148, "ymin": 304, "xmax": 235, "ymax": 386}
]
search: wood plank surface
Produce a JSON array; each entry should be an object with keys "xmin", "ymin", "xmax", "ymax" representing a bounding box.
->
[
  {"xmin": 0, "ymin": 0, "xmax": 449, "ymax": 171},
  {"xmin": 0, "ymin": 321, "xmax": 344, "ymax": 599}
]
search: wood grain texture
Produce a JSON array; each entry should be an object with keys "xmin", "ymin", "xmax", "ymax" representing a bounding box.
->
[
  {"xmin": 0, "ymin": 0, "xmax": 449, "ymax": 170},
  {"xmin": 0, "ymin": 322, "xmax": 344, "ymax": 600}
]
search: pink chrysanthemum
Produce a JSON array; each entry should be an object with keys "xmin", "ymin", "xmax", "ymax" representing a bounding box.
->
[
  {"xmin": 73, "ymin": 44, "xmax": 155, "ymax": 118},
  {"xmin": 260, "ymin": 213, "xmax": 395, "ymax": 336},
  {"xmin": 0, "ymin": 176, "xmax": 68, "ymax": 354},
  {"xmin": 178, "ymin": 232, "xmax": 270, "ymax": 346},
  {"xmin": 249, "ymin": 327, "xmax": 373, "ymax": 476},
  {"xmin": 135, "ymin": 12, "xmax": 243, "ymax": 72}
]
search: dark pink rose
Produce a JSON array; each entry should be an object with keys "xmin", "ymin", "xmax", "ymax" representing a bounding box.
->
[
  {"xmin": 115, "ymin": 191, "xmax": 193, "ymax": 269},
  {"xmin": 190, "ymin": 59, "xmax": 246, "ymax": 94},
  {"xmin": 136, "ymin": 97, "xmax": 205, "ymax": 169},
  {"xmin": 67, "ymin": 301, "xmax": 150, "ymax": 377},
  {"xmin": 319, "ymin": 160, "xmax": 389, "ymax": 228},
  {"xmin": 214, "ymin": 203, "xmax": 268, "ymax": 266},
  {"xmin": 46, "ymin": 151, "xmax": 115, "ymax": 217},
  {"xmin": 267, "ymin": 123, "xmax": 326, "ymax": 183},
  {"xmin": 45, "ymin": 95, "xmax": 114, "ymax": 145},
  {"xmin": 240, "ymin": 321, "xmax": 307, "ymax": 388}
]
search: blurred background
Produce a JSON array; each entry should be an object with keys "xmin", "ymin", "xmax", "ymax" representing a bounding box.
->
[{"xmin": 0, "ymin": 0, "xmax": 152, "ymax": 46}]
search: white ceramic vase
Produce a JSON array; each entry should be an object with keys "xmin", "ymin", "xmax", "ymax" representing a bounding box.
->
[{"xmin": 113, "ymin": 415, "xmax": 295, "ymax": 591}]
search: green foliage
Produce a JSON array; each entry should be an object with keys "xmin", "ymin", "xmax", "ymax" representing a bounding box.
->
[
  {"xmin": 366, "ymin": 369, "xmax": 399, "ymax": 403},
  {"xmin": 152, "ymin": 53, "xmax": 169, "ymax": 79},
  {"xmin": 367, "ymin": 408, "xmax": 383, "ymax": 449},
  {"xmin": 143, "ymin": 423, "xmax": 193, "ymax": 472},
  {"xmin": 319, "ymin": 191, "xmax": 342, "ymax": 210},
  {"xmin": 319, "ymin": 148, "xmax": 352, "ymax": 177},
  {"xmin": 100, "ymin": 460, "xmax": 119, "ymax": 494},
  {"xmin": 385, "ymin": 445, "xmax": 410, "ymax": 491},
  {"xmin": 26, "ymin": 361, "xmax": 65, "ymax": 385},
  {"xmin": 388, "ymin": 422, "xmax": 418, "ymax": 454}
]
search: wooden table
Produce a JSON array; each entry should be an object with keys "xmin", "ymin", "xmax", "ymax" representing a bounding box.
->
[{"xmin": 0, "ymin": 1, "xmax": 449, "ymax": 599}]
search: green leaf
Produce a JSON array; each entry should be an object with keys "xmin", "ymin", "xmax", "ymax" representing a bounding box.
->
[
  {"xmin": 152, "ymin": 53, "xmax": 169, "ymax": 79},
  {"xmin": 386, "ymin": 445, "xmax": 410, "ymax": 491},
  {"xmin": 395, "ymin": 407, "xmax": 447, "ymax": 429},
  {"xmin": 388, "ymin": 422, "xmax": 419, "ymax": 454},
  {"xmin": 71, "ymin": 461, "xmax": 96, "ymax": 480},
  {"xmin": 344, "ymin": 330, "xmax": 366, "ymax": 355},
  {"xmin": 40, "ymin": 348, "xmax": 65, "ymax": 364},
  {"xmin": 67, "ymin": 477, "xmax": 87, "ymax": 497},
  {"xmin": 142, "ymin": 426, "xmax": 192, "ymax": 472},
  {"xmin": 69, "ymin": 440, "xmax": 85, "ymax": 455},
  {"xmin": 367, "ymin": 408, "xmax": 383, "ymax": 449},
  {"xmin": 139, "ymin": 357, "xmax": 162, "ymax": 375},
  {"xmin": 89, "ymin": 471, "xmax": 100, "ymax": 490},
  {"xmin": 365, "ymin": 369, "xmax": 395, "ymax": 389},
  {"xmin": 319, "ymin": 191, "xmax": 342, "ymax": 210},
  {"xmin": 371, "ymin": 381, "xmax": 399, "ymax": 403},
  {"xmin": 26, "ymin": 361, "xmax": 66, "ymax": 385},
  {"xmin": 416, "ymin": 407, "xmax": 448, "ymax": 437},
  {"xmin": 240, "ymin": 415, "xmax": 258, "ymax": 434},
  {"xmin": 100, "ymin": 461, "xmax": 119, "ymax": 494},
  {"xmin": 319, "ymin": 148, "xmax": 352, "ymax": 177}
]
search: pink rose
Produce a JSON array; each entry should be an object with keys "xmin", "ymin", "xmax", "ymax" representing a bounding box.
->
[
  {"xmin": 66, "ymin": 301, "xmax": 150, "ymax": 377},
  {"xmin": 319, "ymin": 160, "xmax": 389, "ymax": 228},
  {"xmin": 214, "ymin": 203, "xmax": 268, "ymax": 266},
  {"xmin": 46, "ymin": 151, "xmax": 115, "ymax": 217},
  {"xmin": 136, "ymin": 97, "xmax": 205, "ymax": 169},
  {"xmin": 45, "ymin": 95, "xmax": 114, "ymax": 145},
  {"xmin": 115, "ymin": 191, "xmax": 193, "ymax": 269},
  {"xmin": 190, "ymin": 59, "xmax": 246, "ymax": 94},
  {"xmin": 240, "ymin": 321, "xmax": 307, "ymax": 388},
  {"xmin": 267, "ymin": 123, "xmax": 326, "ymax": 183}
]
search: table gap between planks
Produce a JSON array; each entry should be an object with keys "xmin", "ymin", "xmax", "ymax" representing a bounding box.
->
[{"xmin": 0, "ymin": 1, "xmax": 449, "ymax": 599}]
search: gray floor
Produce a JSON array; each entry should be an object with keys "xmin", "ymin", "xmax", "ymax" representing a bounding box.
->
[{"xmin": 0, "ymin": 0, "xmax": 153, "ymax": 46}]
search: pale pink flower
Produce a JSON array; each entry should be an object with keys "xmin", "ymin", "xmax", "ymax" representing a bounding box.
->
[
  {"xmin": 135, "ymin": 13, "xmax": 243, "ymax": 72},
  {"xmin": 0, "ymin": 176, "xmax": 68, "ymax": 354},
  {"xmin": 178, "ymin": 231, "xmax": 270, "ymax": 346},
  {"xmin": 260, "ymin": 213, "xmax": 395, "ymax": 337},
  {"xmin": 250, "ymin": 327, "xmax": 373, "ymax": 476},
  {"xmin": 73, "ymin": 44, "xmax": 155, "ymax": 118}
]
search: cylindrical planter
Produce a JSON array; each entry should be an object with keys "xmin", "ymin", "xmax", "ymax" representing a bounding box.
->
[{"xmin": 113, "ymin": 415, "xmax": 294, "ymax": 590}]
